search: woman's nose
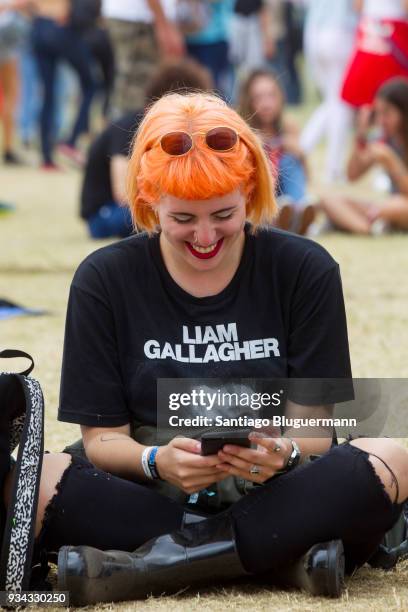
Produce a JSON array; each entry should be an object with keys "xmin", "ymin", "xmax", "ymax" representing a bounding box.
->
[{"xmin": 193, "ymin": 223, "xmax": 217, "ymax": 247}]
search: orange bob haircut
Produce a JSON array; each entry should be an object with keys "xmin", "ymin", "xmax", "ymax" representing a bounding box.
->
[{"xmin": 127, "ymin": 92, "xmax": 277, "ymax": 233}]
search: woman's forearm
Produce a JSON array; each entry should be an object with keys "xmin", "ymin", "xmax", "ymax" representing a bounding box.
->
[
  {"xmin": 85, "ymin": 432, "xmax": 149, "ymax": 481},
  {"xmin": 347, "ymin": 145, "xmax": 373, "ymax": 181},
  {"xmin": 147, "ymin": 0, "xmax": 167, "ymax": 25}
]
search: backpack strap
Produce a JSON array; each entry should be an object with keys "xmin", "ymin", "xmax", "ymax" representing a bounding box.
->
[
  {"xmin": 0, "ymin": 350, "xmax": 34, "ymax": 376},
  {"xmin": 0, "ymin": 374, "xmax": 44, "ymax": 591}
]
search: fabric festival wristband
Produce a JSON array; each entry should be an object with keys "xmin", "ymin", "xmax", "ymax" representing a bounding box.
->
[
  {"xmin": 141, "ymin": 446, "xmax": 154, "ymax": 480},
  {"xmin": 148, "ymin": 446, "xmax": 161, "ymax": 480}
]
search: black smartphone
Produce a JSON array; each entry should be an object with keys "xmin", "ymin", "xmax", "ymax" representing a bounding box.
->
[{"xmin": 200, "ymin": 430, "xmax": 251, "ymax": 456}]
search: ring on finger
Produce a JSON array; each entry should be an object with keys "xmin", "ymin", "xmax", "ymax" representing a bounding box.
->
[{"xmin": 250, "ymin": 464, "xmax": 261, "ymax": 475}]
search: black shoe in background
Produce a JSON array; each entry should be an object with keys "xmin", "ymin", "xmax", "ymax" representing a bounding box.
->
[{"xmin": 3, "ymin": 151, "xmax": 23, "ymax": 166}]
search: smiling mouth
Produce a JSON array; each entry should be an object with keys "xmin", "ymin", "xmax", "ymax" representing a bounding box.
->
[{"xmin": 186, "ymin": 238, "xmax": 224, "ymax": 259}]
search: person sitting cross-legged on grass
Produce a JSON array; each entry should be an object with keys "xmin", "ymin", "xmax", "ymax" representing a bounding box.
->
[
  {"xmin": 320, "ymin": 77, "xmax": 408, "ymax": 235},
  {"xmin": 2, "ymin": 92, "xmax": 408, "ymax": 606},
  {"xmin": 238, "ymin": 69, "xmax": 316, "ymax": 235}
]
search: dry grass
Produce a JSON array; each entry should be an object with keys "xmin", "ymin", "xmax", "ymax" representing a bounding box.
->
[{"xmin": 1, "ymin": 149, "xmax": 408, "ymax": 610}]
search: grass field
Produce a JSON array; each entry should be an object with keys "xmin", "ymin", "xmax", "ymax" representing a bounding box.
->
[{"xmin": 1, "ymin": 149, "xmax": 408, "ymax": 610}]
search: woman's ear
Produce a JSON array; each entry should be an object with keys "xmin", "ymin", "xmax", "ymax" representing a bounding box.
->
[{"xmin": 152, "ymin": 206, "xmax": 159, "ymax": 222}]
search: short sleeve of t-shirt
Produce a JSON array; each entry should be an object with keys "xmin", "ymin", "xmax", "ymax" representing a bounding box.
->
[
  {"xmin": 59, "ymin": 259, "xmax": 130, "ymax": 427},
  {"xmin": 286, "ymin": 255, "xmax": 352, "ymax": 405},
  {"xmin": 289, "ymin": 264, "xmax": 350, "ymax": 377}
]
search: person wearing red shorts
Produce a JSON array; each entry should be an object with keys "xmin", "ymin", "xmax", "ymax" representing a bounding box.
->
[{"xmin": 342, "ymin": 0, "xmax": 408, "ymax": 107}]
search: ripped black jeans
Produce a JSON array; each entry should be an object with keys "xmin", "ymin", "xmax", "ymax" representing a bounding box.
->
[{"xmin": 35, "ymin": 443, "xmax": 403, "ymax": 575}]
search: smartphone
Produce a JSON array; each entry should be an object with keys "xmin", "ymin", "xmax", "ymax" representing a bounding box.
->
[{"xmin": 200, "ymin": 430, "xmax": 251, "ymax": 456}]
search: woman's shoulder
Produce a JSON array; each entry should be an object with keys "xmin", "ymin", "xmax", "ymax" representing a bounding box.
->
[
  {"xmin": 251, "ymin": 226, "xmax": 339, "ymax": 279},
  {"xmin": 72, "ymin": 232, "xmax": 154, "ymax": 292}
]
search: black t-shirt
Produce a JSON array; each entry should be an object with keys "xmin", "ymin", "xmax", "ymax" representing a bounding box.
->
[
  {"xmin": 235, "ymin": 0, "xmax": 263, "ymax": 16},
  {"xmin": 80, "ymin": 112, "xmax": 142, "ymax": 220},
  {"xmin": 59, "ymin": 227, "xmax": 352, "ymax": 428}
]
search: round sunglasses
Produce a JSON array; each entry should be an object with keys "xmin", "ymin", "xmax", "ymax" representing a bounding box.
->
[{"xmin": 159, "ymin": 126, "xmax": 239, "ymax": 157}]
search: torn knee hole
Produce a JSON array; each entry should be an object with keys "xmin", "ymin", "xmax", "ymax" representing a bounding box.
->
[{"xmin": 368, "ymin": 454, "xmax": 400, "ymax": 505}]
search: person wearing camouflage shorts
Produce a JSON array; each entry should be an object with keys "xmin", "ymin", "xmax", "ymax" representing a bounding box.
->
[{"xmin": 102, "ymin": 0, "xmax": 184, "ymax": 115}]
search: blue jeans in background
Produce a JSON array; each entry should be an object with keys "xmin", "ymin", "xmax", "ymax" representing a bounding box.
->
[
  {"xmin": 268, "ymin": 39, "xmax": 302, "ymax": 106},
  {"xmin": 18, "ymin": 48, "xmax": 40, "ymax": 145},
  {"xmin": 277, "ymin": 153, "xmax": 307, "ymax": 204},
  {"xmin": 31, "ymin": 18, "xmax": 95, "ymax": 164},
  {"xmin": 186, "ymin": 40, "xmax": 234, "ymax": 101},
  {"xmin": 87, "ymin": 203, "xmax": 133, "ymax": 239},
  {"xmin": 18, "ymin": 47, "xmax": 71, "ymax": 145}
]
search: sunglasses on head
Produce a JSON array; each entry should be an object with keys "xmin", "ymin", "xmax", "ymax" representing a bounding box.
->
[{"xmin": 159, "ymin": 126, "xmax": 239, "ymax": 157}]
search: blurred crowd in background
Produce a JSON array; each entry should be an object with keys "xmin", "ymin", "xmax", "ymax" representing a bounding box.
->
[{"xmin": 1, "ymin": 0, "xmax": 408, "ymax": 239}]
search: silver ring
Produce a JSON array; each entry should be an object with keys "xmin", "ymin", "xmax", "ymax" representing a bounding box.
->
[
  {"xmin": 274, "ymin": 444, "xmax": 281, "ymax": 453},
  {"xmin": 250, "ymin": 464, "xmax": 261, "ymax": 475}
]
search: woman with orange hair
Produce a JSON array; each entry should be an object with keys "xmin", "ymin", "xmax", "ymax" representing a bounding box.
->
[{"xmin": 2, "ymin": 92, "xmax": 408, "ymax": 604}]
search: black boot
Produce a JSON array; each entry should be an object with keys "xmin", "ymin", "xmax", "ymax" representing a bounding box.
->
[
  {"xmin": 58, "ymin": 509, "xmax": 345, "ymax": 606},
  {"xmin": 271, "ymin": 540, "xmax": 345, "ymax": 597},
  {"xmin": 58, "ymin": 512, "xmax": 249, "ymax": 606}
]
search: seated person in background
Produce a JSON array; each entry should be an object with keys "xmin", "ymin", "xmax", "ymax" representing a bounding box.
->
[
  {"xmin": 80, "ymin": 111, "xmax": 139, "ymax": 239},
  {"xmin": 80, "ymin": 58, "xmax": 213, "ymax": 239},
  {"xmin": 320, "ymin": 77, "xmax": 408, "ymax": 234},
  {"xmin": 238, "ymin": 68, "xmax": 315, "ymax": 235}
]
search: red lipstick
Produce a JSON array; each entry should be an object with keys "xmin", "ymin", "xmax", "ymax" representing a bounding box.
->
[{"xmin": 186, "ymin": 238, "xmax": 224, "ymax": 260}]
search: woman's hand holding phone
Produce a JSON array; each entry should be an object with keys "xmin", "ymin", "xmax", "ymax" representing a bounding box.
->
[
  {"xmin": 155, "ymin": 437, "xmax": 229, "ymax": 495},
  {"xmin": 216, "ymin": 432, "xmax": 292, "ymax": 484}
]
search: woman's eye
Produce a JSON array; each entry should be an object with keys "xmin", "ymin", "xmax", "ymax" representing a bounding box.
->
[
  {"xmin": 215, "ymin": 212, "xmax": 233, "ymax": 220},
  {"xmin": 172, "ymin": 216, "xmax": 193, "ymax": 223}
]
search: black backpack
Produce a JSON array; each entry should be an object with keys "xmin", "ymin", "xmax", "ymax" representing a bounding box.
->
[{"xmin": 0, "ymin": 350, "xmax": 44, "ymax": 592}]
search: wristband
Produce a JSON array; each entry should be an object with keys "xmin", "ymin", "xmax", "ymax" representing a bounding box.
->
[
  {"xmin": 277, "ymin": 439, "xmax": 301, "ymax": 474},
  {"xmin": 148, "ymin": 446, "xmax": 161, "ymax": 480},
  {"xmin": 285, "ymin": 439, "xmax": 301, "ymax": 471},
  {"xmin": 141, "ymin": 446, "xmax": 154, "ymax": 480}
]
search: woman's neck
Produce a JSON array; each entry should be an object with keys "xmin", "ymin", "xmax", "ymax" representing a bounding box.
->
[{"xmin": 260, "ymin": 124, "xmax": 278, "ymax": 138}]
